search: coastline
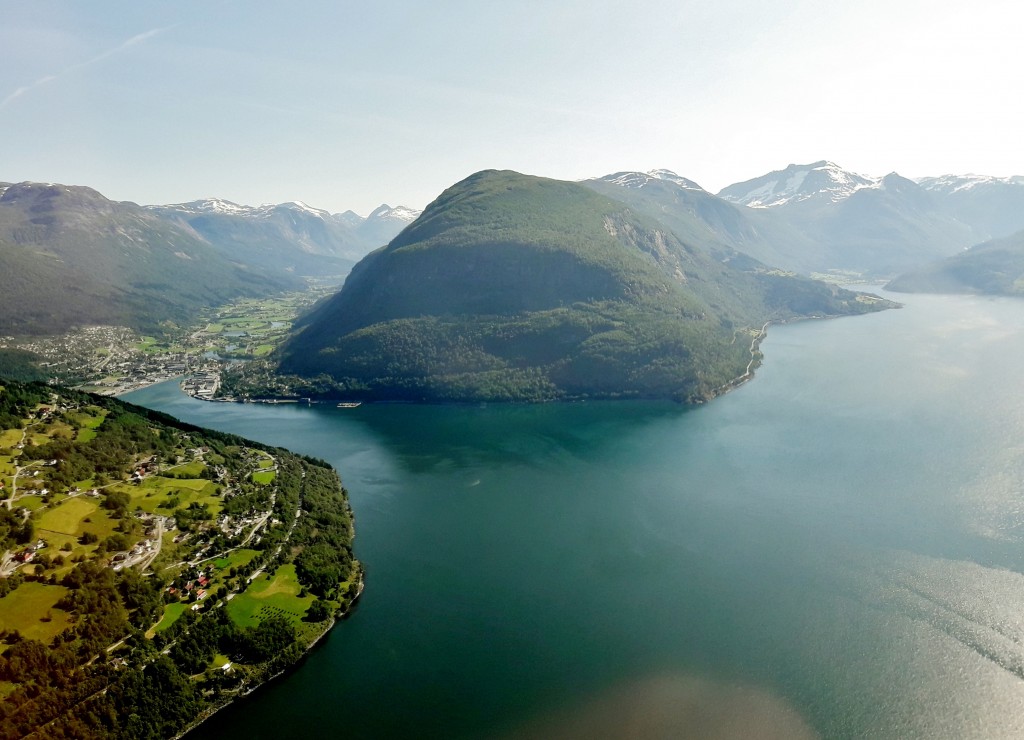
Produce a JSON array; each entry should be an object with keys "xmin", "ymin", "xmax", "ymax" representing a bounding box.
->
[{"xmin": 173, "ymin": 567, "xmax": 365, "ymax": 740}]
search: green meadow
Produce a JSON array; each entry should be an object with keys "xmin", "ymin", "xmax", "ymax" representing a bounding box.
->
[
  {"xmin": 227, "ymin": 564, "xmax": 314, "ymax": 628},
  {"xmin": 0, "ymin": 583, "xmax": 72, "ymax": 648}
]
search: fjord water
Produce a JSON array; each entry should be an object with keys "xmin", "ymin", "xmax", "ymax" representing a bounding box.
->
[{"xmin": 126, "ymin": 291, "xmax": 1024, "ymax": 739}]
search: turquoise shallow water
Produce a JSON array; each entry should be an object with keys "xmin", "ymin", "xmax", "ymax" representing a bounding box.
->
[{"xmin": 125, "ymin": 290, "xmax": 1024, "ymax": 739}]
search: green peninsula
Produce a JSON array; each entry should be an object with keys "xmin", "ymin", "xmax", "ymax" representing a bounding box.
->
[{"xmin": 0, "ymin": 380, "xmax": 360, "ymax": 738}]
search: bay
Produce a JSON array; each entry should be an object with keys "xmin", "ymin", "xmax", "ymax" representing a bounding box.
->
[{"xmin": 125, "ymin": 290, "xmax": 1024, "ymax": 738}]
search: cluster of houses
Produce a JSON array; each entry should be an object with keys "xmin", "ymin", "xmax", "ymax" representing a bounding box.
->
[
  {"xmin": 167, "ymin": 568, "xmax": 216, "ymax": 610},
  {"xmin": 13, "ymin": 539, "xmax": 47, "ymax": 564}
]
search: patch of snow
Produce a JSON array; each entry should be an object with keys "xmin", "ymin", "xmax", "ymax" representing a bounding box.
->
[
  {"xmin": 916, "ymin": 173, "xmax": 1024, "ymax": 194},
  {"xmin": 264, "ymin": 201, "xmax": 332, "ymax": 219},
  {"xmin": 153, "ymin": 198, "xmax": 257, "ymax": 216},
  {"xmin": 601, "ymin": 170, "xmax": 705, "ymax": 192},
  {"xmin": 722, "ymin": 161, "xmax": 881, "ymax": 207},
  {"xmin": 367, "ymin": 204, "xmax": 421, "ymax": 222}
]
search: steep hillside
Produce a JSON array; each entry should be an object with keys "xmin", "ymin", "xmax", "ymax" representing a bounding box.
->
[
  {"xmin": 275, "ymin": 170, "xmax": 891, "ymax": 403},
  {"xmin": 585, "ymin": 170, "xmax": 823, "ymax": 273},
  {"xmin": 0, "ymin": 183, "xmax": 300, "ymax": 335},
  {"xmin": 887, "ymin": 230, "xmax": 1024, "ymax": 296}
]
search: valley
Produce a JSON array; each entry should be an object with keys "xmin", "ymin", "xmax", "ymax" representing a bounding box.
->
[{"xmin": 0, "ymin": 285, "xmax": 333, "ymax": 396}]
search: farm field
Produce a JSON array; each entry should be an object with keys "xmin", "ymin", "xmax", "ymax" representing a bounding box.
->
[
  {"xmin": 227, "ymin": 564, "xmax": 314, "ymax": 628},
  {"xmin": 0, "ymin": 582, "xmax": 72, "ymax": 647}
]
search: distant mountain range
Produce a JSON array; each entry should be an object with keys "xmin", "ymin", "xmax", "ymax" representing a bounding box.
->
[
  {"xmin": 0, "ymin": 181, "xmax": 419, "ymax": 335},
  {"xmin": 3, "ymin": 159, "xmax": 1021, "ymax": 342},
  {"xmin": 888, "ymin": 228, "xmax": 1024, "ymax": 296},
  {"xmin": 581, "ymin": 162, "xmax": 1024, "ymax": 278},
  {"xmin": 148, "ymin": 198, "xmax": 419, "ymax": 274},
  {"xmin": 714, "ymin": 161, "xmax": 1024, "ymax": 276},
  {"xmin": 275, "ymin": 170, "xmax": 891, "ymax": 403},
  {"xmin": 0, "ymin": 182, "xmax": 299, "ymax": 335}
]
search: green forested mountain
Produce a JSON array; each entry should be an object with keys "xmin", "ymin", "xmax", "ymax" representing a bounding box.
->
[
  {"xmin": 274, "ymin": 170, "xmax": 891, "ymax": 403},
  {"xmin": 887, "ymin": 229, "xmax": 1024, "ymax": 296},
  {"xmin": 0, "ymin": 183, "xmax": 302, "ymax": 336}
]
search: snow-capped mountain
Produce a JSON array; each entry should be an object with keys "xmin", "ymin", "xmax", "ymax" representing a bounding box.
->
[
  {"xmin": 153, "ymin": 198, "xmax": 419, "ymax": 229},
  {"xmin": 366, "ymin": 204, "xmax": 421, "ymax": 222},
  {"xmin": 600, "ymin": 169, "xmax": 706, "ymax": 192},
  {"xmin": 147, "ymin": 197, "xmax": 422, "ymax": 273},
  {"xmin": 154, "ymin": 198, "xmax": 334, "ymax": 221},
  {"xmin": 584, "ymin": 169, "xmax": 822, "ymax": 275},
  {"xmin": 713, "ymin": 162, "xmax": 984, "ymax": 275},
  {"xmin": 916, "ymin": 174, "xmax": 1024, "ymax": 239},
  {"xmin": 916, "ymin": 173, "xmax": 1024, "ymax": 194},
  {"xmin": 718, "ymin": 161, "xmax": 881, "ymax": 208},
  {"xmin": 356, "ymin": 204, "xmax": 421, "ymax": 248}
]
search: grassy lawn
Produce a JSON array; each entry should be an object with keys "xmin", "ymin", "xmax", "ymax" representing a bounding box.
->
[
  {"xmin": 77, "ymin": 507, "xmax": 120, "ymax": 544},
  {"xmin": 227, "ymin": 564, "xmax": 313, "ymax": 628},
  {"xmin": 0, "ymin": 429, "xmax": 24, "ymax": 448},
  {"xmin": 44, "ymin": 421, "xmax": 75, "ymax": 441},
  {"xmin": 152, "ymin": 601, "xmax": 188, "ymax": 634},
  {"xmin": 76, "ymin": 428, "xmax": 98, "ymax": 443},
  {"xmin": 253, "ymin": 345, "xmax": 275, "ymax": 357},
  {"xmin": 256, "ymin": 457, "xmax": 274, "ymax": 469},
  {"xmin": 214, "ymin": 548, "xmax": 259, "ymax": 571},
  {"xmin": 71, "ymin": 410, "xmax": 105, "ymax": 443},
  {"xmin": 15, "ymin": 494, "xmax": 47, "ymax": 511},
  {"xmin": 164, "ymin": 461, "xmax": 207, "ymax": 478},
  {"xmin": 131, "ymin": 476, "xmax": 221, "ymax": 515},
  {"xmin": 251, "ymin": 471, "xmax": 275, "ymax": 485},
  {"xmin": 0, "ymin": 583, "xmax": 72, "ymax": 648},
  {"xmin": 37, "ymin": 497, "xmax": 98, "ymax": 537}
]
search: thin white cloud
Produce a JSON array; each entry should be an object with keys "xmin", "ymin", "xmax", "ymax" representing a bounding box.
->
[{"xmin": 0, "ymin": 25, "xmax": 177, "ymax": 109}]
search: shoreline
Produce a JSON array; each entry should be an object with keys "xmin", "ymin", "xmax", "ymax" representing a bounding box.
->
[{"xmin": 173, "ymin": 567, "xmax": 365, "ymax": 740}]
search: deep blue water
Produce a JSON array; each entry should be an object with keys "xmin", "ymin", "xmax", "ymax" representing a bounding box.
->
[{"xmin": 126, "ymin": 290, "xmax": 1024, "ymax": 738}]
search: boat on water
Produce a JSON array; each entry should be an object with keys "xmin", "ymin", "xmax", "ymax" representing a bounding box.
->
[{"xmin": 336, "ymin": 402, "xmax": 362, "ymax": 408}]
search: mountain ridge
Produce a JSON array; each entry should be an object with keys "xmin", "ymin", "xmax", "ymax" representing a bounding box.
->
[
  {"xmin": 0, "ymin": 182, "xmax": 302, "ymax": 335},
  {"xmin": 271, "ymin": 169, "xmax": 891, "ymax": 403}
]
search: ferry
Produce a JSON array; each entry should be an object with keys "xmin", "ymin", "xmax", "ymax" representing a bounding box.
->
[{"xmin": 336, "ymin": 401, "xmax": 362, "ymax": 408}]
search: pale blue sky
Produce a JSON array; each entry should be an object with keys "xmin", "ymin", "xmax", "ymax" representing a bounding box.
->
[{"xmin": 2, "ymin": 0, "xmax": 1021, "ymax": 214}]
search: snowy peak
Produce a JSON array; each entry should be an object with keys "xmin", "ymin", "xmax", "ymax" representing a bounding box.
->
[
  {"xmin": 599, "ymin": 169, "xmax": 705, "ymax": 192},
  {"xmin": 718, "ymin": 161, "xmax": 881, "ymax": 208},
  {"xmin": 365, "ymin": 204, "xmax": 422, "ymax": 223},
  {"xmin": 273, "ymin": 200, "xmax": 332, "ymax": 219},
  {"xmin": 916, "ymin": 173, "xmax": 1024, "ymax": 194},
  {"xmin": 156, "ymin": 198, "xmax": 256, "ymax": 216},
  {"xmin": 154, "ymin": 198, "xmax": 335, "ymax": 222}
]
